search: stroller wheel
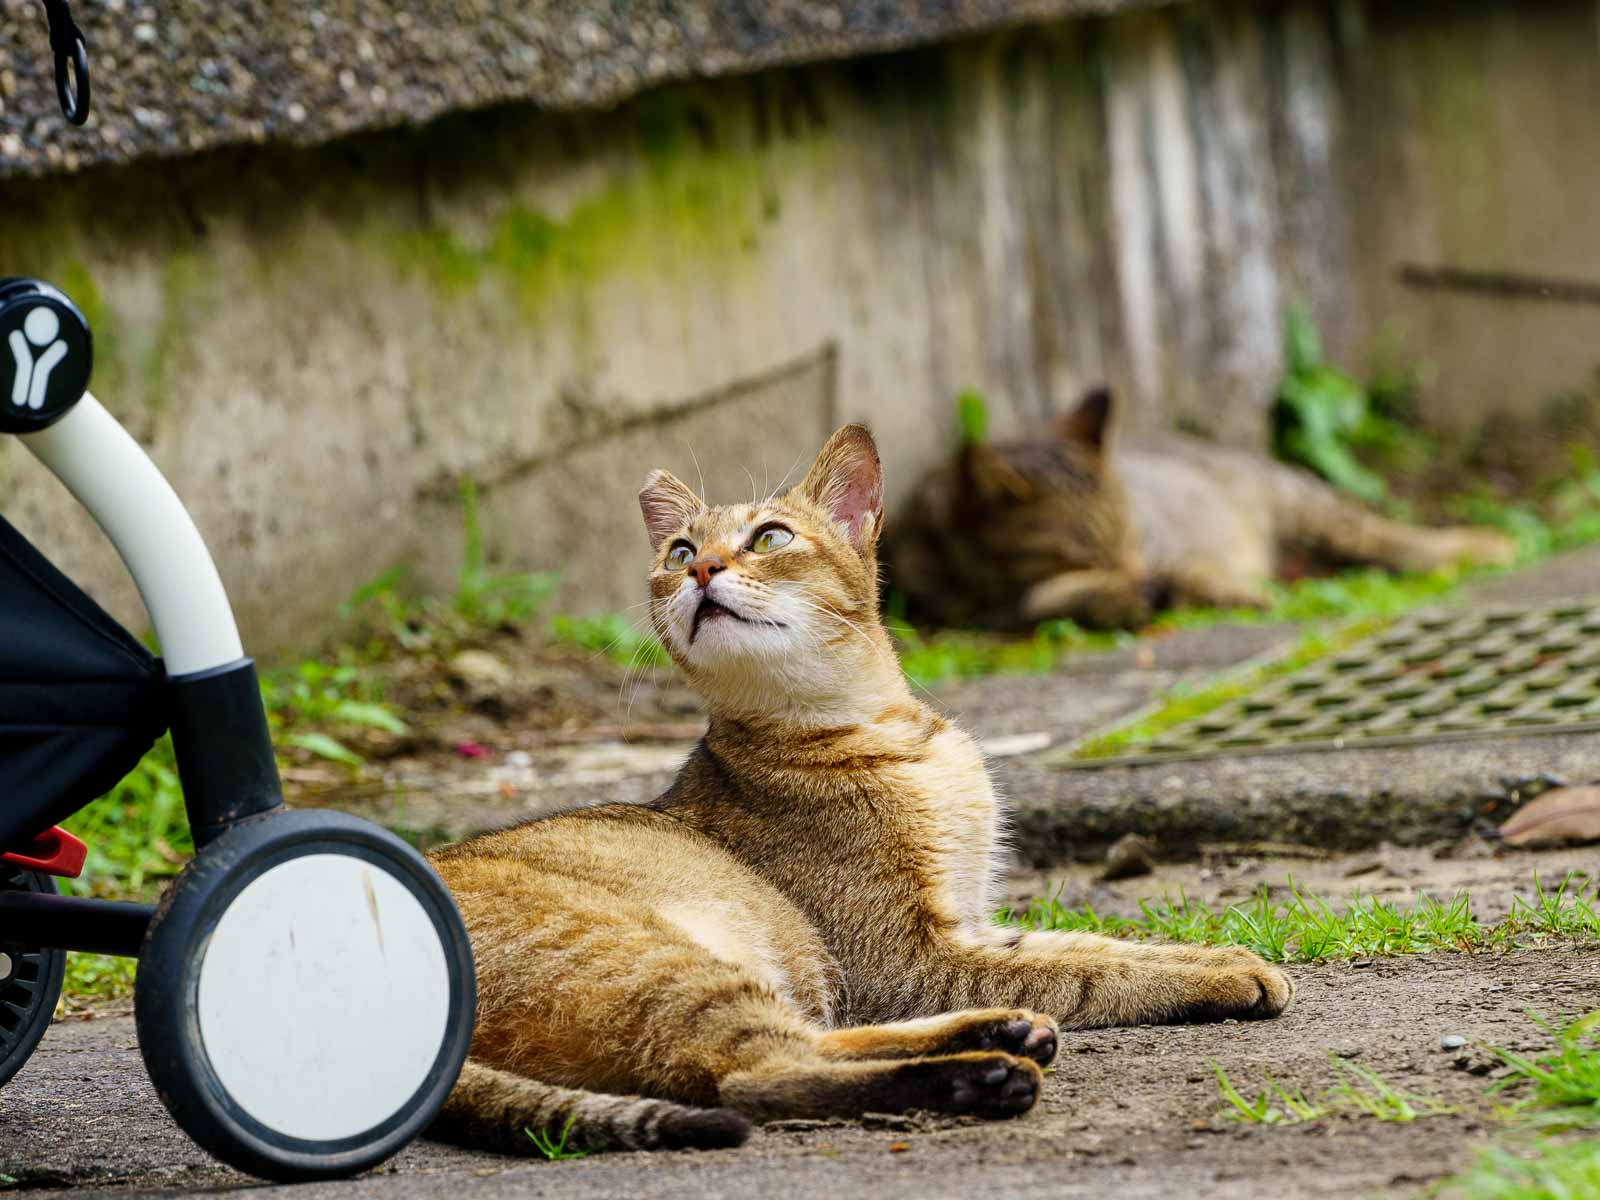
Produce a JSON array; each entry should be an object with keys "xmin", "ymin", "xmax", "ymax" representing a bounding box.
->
[
  {"xmin": 135, "ymin": 810, "xmax": 474, "ymax": 1182},
  {"xmin": 0, "ymin": 867, "xmax": 67, "ymax": 1088}
]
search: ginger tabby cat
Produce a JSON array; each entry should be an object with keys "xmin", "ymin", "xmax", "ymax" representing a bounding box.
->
[{"xmin": 429, "ymin": 425, "xmax": 1293, "ymax": 1155}]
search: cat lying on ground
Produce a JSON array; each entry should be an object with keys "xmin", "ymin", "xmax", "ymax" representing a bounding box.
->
[
  {"xmin": 886, "ymin": 389, "xmax": 1516, "ymax": 630},
  {"xmin": 427, "ymin": 424, "xmax": 1292, "ymax": 1155}
]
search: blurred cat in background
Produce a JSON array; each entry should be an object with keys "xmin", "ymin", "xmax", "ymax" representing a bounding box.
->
[{"xmin": 886, "ymin": 388, "xmax": 1516, "ymax": 630}]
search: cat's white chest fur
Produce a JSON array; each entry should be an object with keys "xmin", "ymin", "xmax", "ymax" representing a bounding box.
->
[{"xmin": 898, "ymin": 725, "xmax": 1006, "ymax": 933}]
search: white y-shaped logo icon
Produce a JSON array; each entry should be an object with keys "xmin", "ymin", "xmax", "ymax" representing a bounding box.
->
[{"xmin": 8, "ymin": 306, "xmax": 67, "ymax": 411}]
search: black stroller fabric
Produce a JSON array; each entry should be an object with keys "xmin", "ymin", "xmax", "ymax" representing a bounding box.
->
[{"xmin": 0, "ymin": 513, "xmax": 168, "ymax": 850}]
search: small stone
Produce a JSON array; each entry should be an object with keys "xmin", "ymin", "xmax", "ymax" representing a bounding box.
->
[
  {"xmin": 1330, "ymin": 1043, "xmax": 1361, "ymax": 1059},
  {"xmin": 860, "ymin": 1112, "xmax": 916, "ymax": 1131},
  {"xmin": 1101, "ymin": 833, "xmax": 1156, "ymax": 881},
  {"xmin": 449, "ymin": 649, "xmax": 513, "ymax": 701},
  {"xmin": 1350, "ymin": 958, "xmax": 1376, "ymax": 969},
  {"xmin": 1440, "ymin": 1035, "xmax": 1467, "ymax": 1051}
]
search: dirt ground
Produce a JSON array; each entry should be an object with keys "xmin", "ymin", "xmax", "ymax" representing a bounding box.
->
[{"xmin": 6, "ymin": 945, "xmax": 1595, "ymax": 1199}]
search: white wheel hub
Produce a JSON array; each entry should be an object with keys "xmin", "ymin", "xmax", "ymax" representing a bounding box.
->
[{"xmin": 195, "ymin": 854, "xmax": 451, "ymax": 1142}]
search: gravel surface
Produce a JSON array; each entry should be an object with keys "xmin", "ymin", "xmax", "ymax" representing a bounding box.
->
[{"xmin": 0, "ymin": 0, "xmax": 1167, "ymax": 180}]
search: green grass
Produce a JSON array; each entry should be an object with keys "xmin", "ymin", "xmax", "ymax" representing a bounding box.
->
[
  {"xmin": 548, "ymin": 612, "xmax": 669, "ymax": 669},
  {"xmin": 1213, "ymin": 1062, "xmax": 1329, "ymax": 1125},
  {"xmin": 1446, "ymin": 1140, "xmax": 1600, "ymax": 1200},
  {"xmin": 1326, "ymin": 1057, "xmax": 1457, "ymax": 1122},
  {"xmin": 1435, "ymin": 1010, "xmax": 1600, "ymax": 1199},
  {"xmin": 1213, "ymin": 1057, "xmax": 1452, "ymax": 1127},
  {"xmin": 1488, "ymin": 1011, "xmax": 1600, "ymax": 1128},
  {"xmin": 339, "ymin": 478, "xmax": 557, "ymax": 657},
  {"xmin": 1002, "ymin": 872, "xmax": 1600, "ymax": 964},
  {"xmin": 526, "ymin": 1114, "xmax": 590, "ymax": 1161},
  {"xmin": 894, "ymin": 561, "xmax": 1475, "ymax": 692}
]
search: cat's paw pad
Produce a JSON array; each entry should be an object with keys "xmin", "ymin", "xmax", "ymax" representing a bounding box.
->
[
  {"xmin": 971, "ymin": 1010, "xmax": 1058, "ymax": 1065},
  {"xmin": 931, "ymin": 1053, "xmax": 1042, "ymax": 1119}
]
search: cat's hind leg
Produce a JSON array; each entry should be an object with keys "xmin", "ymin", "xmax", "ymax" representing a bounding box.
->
[
  {"xmin": 818, "ymin": 1009, "xmax": 1058, "ymax": 1065},
  {"xmin": 1264, "ymin": 460, "xmax": 1516, "ymax": 572},
  {"xmin": 432, "ymin": 1061, "xmax": 752, "ymax": 1154},
  {"xmin": 453, "ymin": 871, "xmax": 1042, "ymax": 1129}
]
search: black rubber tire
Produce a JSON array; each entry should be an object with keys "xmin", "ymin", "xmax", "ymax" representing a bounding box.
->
[
  {"xmin": 135, "ymin": 809, "xmax": 475, "ymax": 1182},
  {"xmin": 0, "ymin": 867, "xmax": 67, "ymax": 1088}
]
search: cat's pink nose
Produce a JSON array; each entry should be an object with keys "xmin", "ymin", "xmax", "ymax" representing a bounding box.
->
[{"xmin": 688, "ymin": 555, "xmax": 725, "ymax": 589}]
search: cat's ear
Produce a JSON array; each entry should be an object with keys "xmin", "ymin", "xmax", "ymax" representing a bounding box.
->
[
  {"xmin": 799, "ymin": 424, "xmax": 883, "ymax": 551},
  {"xmin": 638, "ymin": 469, "xmax": 705, "ymax": 550},
  {"xmin": 1053, "ymin": 386, "xmax": 1116, "ymax": 454},
  {"xmin": 959, "ymin": 443, "xmax": 1034, "ymax": 504}
]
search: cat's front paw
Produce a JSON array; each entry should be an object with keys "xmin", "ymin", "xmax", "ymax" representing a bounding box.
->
[{"xmin": 1177, "ymin": 947, "xmax": 1294, "ymax": 1023}]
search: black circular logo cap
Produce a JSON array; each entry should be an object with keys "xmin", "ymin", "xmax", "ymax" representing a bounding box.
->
[{"xmin": 0, "ymin": 277, "xmax": 94, "ymax": 434}]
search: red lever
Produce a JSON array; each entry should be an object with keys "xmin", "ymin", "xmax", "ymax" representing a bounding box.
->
[{"xmin": 2, "ymin": 826, "xmax": 88, "ymax": 878}]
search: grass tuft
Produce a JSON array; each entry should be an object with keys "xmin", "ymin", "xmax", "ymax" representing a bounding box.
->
[
  {"xmin": 1003, "ymin": 872, "xmax": 1600, "ymax": 963},
  {"xmin": 1488, "ymin": 1011, "xmax": 1600, "ymax": 1128},
  {"xmin": 1325, "ymin": 1057, "xmax": 1456, "ymax": 1122},
  {"xmin": 1212, "ymin": 1057, "xmax": 1450, "ymax": 1127},
  {"xmin": 526, "ymin": 1114, "xmax": 590, "ymax": 1161},
  {"xmin": 1212, "ymin": 1062, "xmax": 1328, "ymax": 1125},
  {"xmin": 1446, "ymin": 1140, "xmax": 1600, "ymax": 1200}
]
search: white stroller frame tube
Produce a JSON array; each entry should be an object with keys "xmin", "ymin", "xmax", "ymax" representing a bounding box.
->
[{"xmin": 20, "ymin": 392, "xmax": 245, "ymax": 677}]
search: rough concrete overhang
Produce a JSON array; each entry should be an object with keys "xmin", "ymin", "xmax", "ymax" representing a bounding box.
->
[{"xmin": 0, "ymin": 0, "xmax": 1177, "ymax": 181}]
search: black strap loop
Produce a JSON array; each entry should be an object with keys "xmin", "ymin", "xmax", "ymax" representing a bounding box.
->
[{"xmin": 41, "ymin": 0, "xmax": 91, "ymax": 125}]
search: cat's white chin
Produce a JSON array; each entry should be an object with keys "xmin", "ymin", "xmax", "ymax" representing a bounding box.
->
[{"xmin": 681, "ymin": 613, "xmax": 792, "ymax": 664}]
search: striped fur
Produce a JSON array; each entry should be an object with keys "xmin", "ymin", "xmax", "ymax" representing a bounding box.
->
[
  {"xmin": 431, "ymin": 1062, "xmax": 751, "ymax": 1154},
  {"xmin": 429, "ymin": 424, "xmax": 1293, "ymax": 1158}
]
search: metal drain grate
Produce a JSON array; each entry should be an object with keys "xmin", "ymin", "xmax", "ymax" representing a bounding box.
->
[{"xmin": 1059, "ymin": 602, "xmax": 1600, "ymax": 769}]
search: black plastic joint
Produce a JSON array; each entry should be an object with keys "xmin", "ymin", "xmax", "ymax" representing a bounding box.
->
[
  {"xmin": 0, "ymin": 277, "xmax": 93, "ymax": 433},
  {"xmin": 167, "ymin": 659, "xmax": 284, "ymax": 847}
]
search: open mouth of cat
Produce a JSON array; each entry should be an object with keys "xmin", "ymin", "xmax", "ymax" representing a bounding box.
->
[
  {"xmin": 690, "ymin": 597, "xmax": 783, "ymax": 642},
  {"xmin": 691, "ymin": 597, "xmax": 748, "ymax": 641}
]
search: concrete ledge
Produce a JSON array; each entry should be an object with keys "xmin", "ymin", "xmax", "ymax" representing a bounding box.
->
[{"xmin": 1003, "ymin": 733, "xmax": 1600, "ymax": 867}]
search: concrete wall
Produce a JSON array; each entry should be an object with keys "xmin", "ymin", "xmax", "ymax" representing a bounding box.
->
[{"xmin": 1, "ymin": 0, "xmax": 1596, "ymax": 654}]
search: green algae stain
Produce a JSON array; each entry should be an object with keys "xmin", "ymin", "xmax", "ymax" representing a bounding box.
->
[
  {"xmin": 139, "ymin": 252, "xmax": 212, "ymax": 416},
  {"xmin": 56, "ymin": 261, "xmax": 124, "ymax": 400},
  {"xmin": 383, "ymin": 112, "xmax": 777, "ymax": 323},
  {"xmin": 1409, "ymin": 25, "xmax": 1505, "ymax": 262}
]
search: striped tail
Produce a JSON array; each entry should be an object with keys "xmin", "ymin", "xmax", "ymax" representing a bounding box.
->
[{"xmin": 430, "ymin": 1060, "xmax": 752, "ymax": 1155}]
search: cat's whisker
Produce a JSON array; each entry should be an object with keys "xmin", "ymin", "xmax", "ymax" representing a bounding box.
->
[
  {"xmin": 682, "ymin": 438, "xmax": 709, "ymax": 505},
  {"xmin": 764, "ymin": 448, "xmax": 808, "ymax": 504}
]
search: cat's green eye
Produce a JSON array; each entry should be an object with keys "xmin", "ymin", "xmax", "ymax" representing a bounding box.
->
[
  {"xmin": 666, "ymin": 542, "xmax": 695, "ymax": 569},
  {"xmin": 750, "ymin": 525, "xmax": 794, "ymax": 554}
]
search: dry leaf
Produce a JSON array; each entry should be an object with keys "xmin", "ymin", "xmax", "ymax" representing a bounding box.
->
[
  {"xmin": 1497, "ymin": 785, "xmax": 1600, "ymax": 847},
  {"xmin": 888, "ymin": 1141, "xmax": 910, "ymax": 1153}
]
